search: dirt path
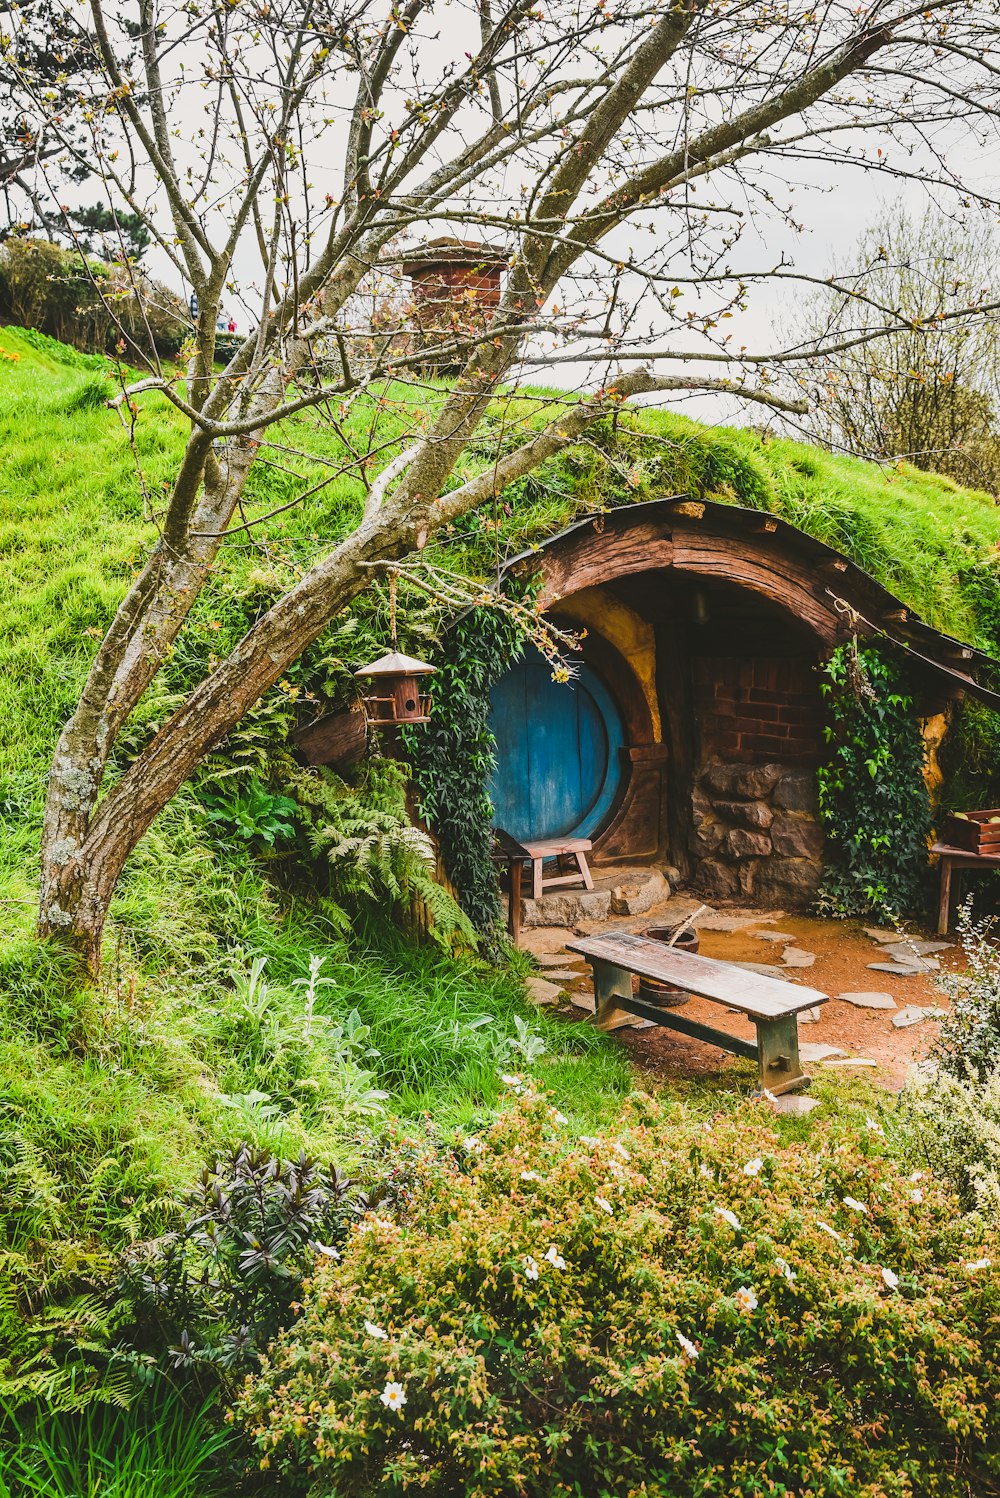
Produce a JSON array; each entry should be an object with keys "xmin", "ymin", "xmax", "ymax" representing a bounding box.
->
[{"xmin": 524, "ymin": 908, "xmax": 960, "ymax": 1092}]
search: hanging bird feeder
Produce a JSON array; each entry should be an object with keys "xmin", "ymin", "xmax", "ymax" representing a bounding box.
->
[
  {"xmin": 355, "ymin": 649, "xmax": 436, "ymax": 725},
  {"xmin": 355, "ymin": 574, "xmax": 436, "ymax": 725}
]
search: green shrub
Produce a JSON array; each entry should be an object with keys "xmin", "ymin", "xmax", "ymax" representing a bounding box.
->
[
  {"xmin": 933, "ymin": 909, "xmax": 1000, "ymax": 1082},
  {"xmin": 126, "ymin": 1143, "xmax": 372, "ymax": 1385},
  {"xmin": 907, "ymin": 1068, "xmax": 1000, "ymax": 1223},
  {"xmin": 238, "ymin": 1090, "xmax": 1000, "ymax": 1497},
  {"xmin": 816, "ymin": 641, "xmax": 932, "ymax": 920}
]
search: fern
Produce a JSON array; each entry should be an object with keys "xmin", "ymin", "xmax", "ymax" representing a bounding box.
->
[{"xmin": 280, "ymin": 756, "xmax": 474, "ymax": 951}]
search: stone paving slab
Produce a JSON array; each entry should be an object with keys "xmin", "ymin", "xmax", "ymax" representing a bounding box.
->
[
  {"xmin": 800, "ymin": 1042, "xmax": 848, "ymax": 1062},
  {"xmin": 534, "ymin": 950, "xmax": 584, "ymax": 968},
  {"xmin": 838, "ymin": 990, "xmax": 897, "ymax": 1009},
  {"xmin": 892, "ymin": 1004, "xmax": 948, "ymax": 1029},
  {"xmin": 524, "ymin": 977, "xmax": 564, "ymax": 1005},
  {"xmin": 820, "ymin": 1056, "xmax": 879, "ymax": 1068},
  {"xmin": 781, "ymin": 947, "xmax": 817, "ymax": 968},
  {"xmin": 867, "ymin": 960, "xmax": 938, "ymax": 976},
  {"xmin": 881, "ymin": 940, "xmax": 951, "ymax": 960},
  {"xmin": 753, "ymin": 930, "xmax": 796, "ymax": 943}
]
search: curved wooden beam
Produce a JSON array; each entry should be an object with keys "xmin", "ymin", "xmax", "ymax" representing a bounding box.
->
[{"xmin": 526, "ymin": 516, "xmax": 842, "ymax": 646}]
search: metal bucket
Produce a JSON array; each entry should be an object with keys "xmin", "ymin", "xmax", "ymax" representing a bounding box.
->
[{"xmin": 639, "ymin": 925, "xmax": 699, "ymax": 1007}]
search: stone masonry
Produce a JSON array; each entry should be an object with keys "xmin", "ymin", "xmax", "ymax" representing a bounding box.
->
[{"xmin": 691, "ymin": 761, "xmax": 824, "ymax": 906}]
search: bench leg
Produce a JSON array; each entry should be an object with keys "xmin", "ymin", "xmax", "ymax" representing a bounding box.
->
[
  {"xmin": 532, "ymin": 857, "xmax": 543, "ymax": 903},
  {"xmin": 508, "ymin": 859, "xmax": 522, "ymax": 944},
  {"xmin": 591, "ymin": 958, "xmax": 635, "ymax": 1031},
  {"xmin": 576, "ymin": 850, "xmax": 594, "ymax": 891},
  {"xmin": 755, "ymin": 1013, "xmax": 810, "ymax": 1095}
]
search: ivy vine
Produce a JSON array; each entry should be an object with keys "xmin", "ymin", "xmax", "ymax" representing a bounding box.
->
[
  {"xmin": 407, "ymin": 602, "xmax": 527, "ymax": 939},
  {"xmin": 816, "ymin": 640, "xmax": 932, "ymax": 921}
]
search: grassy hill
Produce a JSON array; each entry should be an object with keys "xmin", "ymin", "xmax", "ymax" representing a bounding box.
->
[{"xmin": 2, "ymin": 320, "xmax": 1000, "ymax": 1440}]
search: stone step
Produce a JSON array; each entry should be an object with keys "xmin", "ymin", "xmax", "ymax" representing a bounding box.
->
[{"xmin": 521, "ymin": 864, "xmax": 671, "ymax": 928}]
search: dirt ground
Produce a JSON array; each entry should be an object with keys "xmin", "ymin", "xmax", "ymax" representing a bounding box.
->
[{"xmin": 524, "ymin": 909, "xmax": 961, "ymax": 1092}]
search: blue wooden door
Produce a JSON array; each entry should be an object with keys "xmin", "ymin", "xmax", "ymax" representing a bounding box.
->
[{"xmin": 489, "ymin": 650, "xmax": 625, "ymax": 843}]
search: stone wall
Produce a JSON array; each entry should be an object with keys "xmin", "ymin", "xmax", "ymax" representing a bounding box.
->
[{"xmin": 691, "ymin": 761, "xmax": 824, "ymax": 907}]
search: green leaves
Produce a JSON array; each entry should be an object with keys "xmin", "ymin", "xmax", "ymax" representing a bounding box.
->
[{"xmin": 816, "ymin": 642, "xmax": 932, "ymax": 921}]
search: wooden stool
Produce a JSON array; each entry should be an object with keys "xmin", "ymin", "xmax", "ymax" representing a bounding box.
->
[{"xmin": 522, "ymin": 837, "xmax": 594, "ymax": 902}]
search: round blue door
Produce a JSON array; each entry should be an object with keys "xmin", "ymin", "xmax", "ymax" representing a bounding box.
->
[{"xmin": 489, "ymin": 649, "xmax": 625, "ymax": 844}]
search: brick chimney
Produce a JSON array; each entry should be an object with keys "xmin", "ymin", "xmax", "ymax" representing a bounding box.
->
[{"xmin": 399, "ymin": 237, "xmax": 507, "ymax": 370}]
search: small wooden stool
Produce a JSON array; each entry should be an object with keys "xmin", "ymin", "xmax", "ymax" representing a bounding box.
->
[{"xmin": 522, "ymin": 837, "xmax": 594, "ymax": 902}]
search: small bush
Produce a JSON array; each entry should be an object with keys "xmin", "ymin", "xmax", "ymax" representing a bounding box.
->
[
  {"xmin": 933, "ymin": 908, "xmax": 1000, "ymax": 1082},
  {"xmin": 904, "ymin": 910, "xmax": 1000, "ymax": 1219},
  {"xmin": 239, "ymin": 1090, "xmax": 1000, "ymax": 1497},
  {"xmin": 126, "ymin": 1143, "xmax": 373, "ymax": 1385}
]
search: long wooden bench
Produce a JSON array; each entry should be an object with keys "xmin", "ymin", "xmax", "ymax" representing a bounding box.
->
[{"xmin": 567, "ymin": 931, "xmax": 829, "ymax": 1095}]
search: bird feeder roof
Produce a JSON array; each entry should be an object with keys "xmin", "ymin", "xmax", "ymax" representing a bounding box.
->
[{"xmin": 355, "ymin": 651, "xmax": 437, "ymax": 678}]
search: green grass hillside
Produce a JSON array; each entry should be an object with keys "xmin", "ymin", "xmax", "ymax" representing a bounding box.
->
[{"xmin": 2, "ymin": 320, "xmax": 1000, "ymax": 1421}]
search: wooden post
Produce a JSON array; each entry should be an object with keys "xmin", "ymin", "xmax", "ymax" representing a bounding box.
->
[
  {"xmin": 755, "ymin": 1013, "xmax": 809, "ymax": 1095},
  {"xmin": 508, "ymin": 858, "xmax": 522, "ymax": 944},
  {"xmin": 591, "ymin": 957, "xmax": 635, "ymax": 1031},
  {"xmin": 937, "ymin": 855, "xmax": 953, "ymax": 936}
]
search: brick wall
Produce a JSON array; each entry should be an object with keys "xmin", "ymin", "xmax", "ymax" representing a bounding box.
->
[{"xmin": 692, "ymin": 655, "xmax": 821, "ymax": 765}]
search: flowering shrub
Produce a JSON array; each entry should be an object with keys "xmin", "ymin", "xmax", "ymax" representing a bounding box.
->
[{"xmin": 238, "ymin": 1090, "xmax": 1000, "ymax": 1497}]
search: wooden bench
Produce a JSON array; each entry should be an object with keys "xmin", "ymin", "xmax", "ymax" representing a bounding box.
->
[
  {"xmin": 567, "ymin": 931, "xmax": 828, "ymax": 1095},
  {"xmin": 933, "ymin": 840, "xmax": 1000, "ymax": 934},
  {"xmin": 522, "ymin": 837, "xmax": 594, "ymax": 902}
]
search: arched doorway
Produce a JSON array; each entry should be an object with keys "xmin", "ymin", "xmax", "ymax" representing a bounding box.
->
[{"xmin": 489, "ymin": 648, "xmax": 625, "ymax": 844}]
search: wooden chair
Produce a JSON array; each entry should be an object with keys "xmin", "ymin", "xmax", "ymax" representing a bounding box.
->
[{"xmin": 522, "ymin": 837, "xmax": 594, "ymax": 902}]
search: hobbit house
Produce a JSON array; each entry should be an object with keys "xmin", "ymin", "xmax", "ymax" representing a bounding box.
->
[{"xmin": 485, "ymin": 497, "xmax": 1000, "ymax": 908}]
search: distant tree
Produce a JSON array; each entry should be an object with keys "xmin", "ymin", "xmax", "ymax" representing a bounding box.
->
[
  {"xmin": 11, "ymin": 0, "xmax": 1000, "ymax": 973},
  {"xmin": 0, "ymin": 0, "xmax": 95, "ymax": 228},
  {"xmin": 798, "ymin": 208, "xmax": 1000, "ymax": 493},
  {"xmin": 53, "ymin": 202, "xmax": 152, "ymax": 264}
]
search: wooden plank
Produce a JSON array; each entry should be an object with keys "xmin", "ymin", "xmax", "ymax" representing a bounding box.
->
[
  {"xmin": 523, "ymin": 838, "xmax": 593, "ymax": 856},
  {"xmin": 567, "ymin": 931, "xmax": 827, "ymax": 1019}
]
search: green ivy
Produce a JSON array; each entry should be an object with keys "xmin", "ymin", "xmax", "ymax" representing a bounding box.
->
[
  {"xmin": 407, "ymin": 604, "xmax": 526, "ymax": 939},
  {"xmin": 816, "ymin": 641, "xmax": 932, "ymax": 920}
]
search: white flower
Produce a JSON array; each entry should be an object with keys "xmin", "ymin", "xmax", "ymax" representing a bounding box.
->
[
  {"xmin": 612, "ymin": 1142, "xmax": 631, "ymax": 1161},
  {"xmin": 579, "ymin": 1135, "xmax": 599, "ymax": 1148},
  {"xmin": 909, "ymin": 1170, "xmax": 924, "ymax": 1183},
  {"xmin": 774, "ymin": 1255, "xmax": 797, "ymax": 1285},
  {"xmin": 964, "ymin": 1258, "xmax": 991, "ymax": 1272},
  {"xmin": 549, "ymin": 1108, "xmax": 568, "ymax": 1126},
  {"xmin": 865, "ymin": 1116, "xmax": 885, "ymax": 1137},
  {"xmin": 520, "ymin": 1169, "xmax": 542, "ymax": 1183},
  {"xmin": 816, "ymin": 1219, "xmax": 843, "ymax": 1243},
  {"xmin": 379, "ymin": 1381, "xmax": 407, "ymax": 1412},
  {"xmin": 500, "ymin": 1072, "xmax": 523, "ymax": 1093},
  {"xmin": 357, "ymin": 1216, "xmax": 398, "ymax": 1237},
  {"xmin": 762, "ymin": 1088, "xmax": 778, "ymax": 1103},
  {"xmin": 714, "ymin": 1206, "xmax": 741, "ymax": 1232},
  {"xmin": 364, "ymin": 1319, "xmax": 388, "ymax": 1340},
  {"xmin": 675, "ymin": 1330, "xmax": 699, "ymax": 1363},
  {"xmin": 544, "ymin": 1244, "xmax": 566, "ymax": 1269},
  {"xmin": 743, "ymin": 1157, "xmax": 763, "ymax": 1177},
  {"xmin": 594, "ymin": 1195, "xmax": 613, "ymax": 1215},
  {"xmin": 314, "ymin": 1242, "xmax": 341, "ymax": 1259},
  {"xmin": 734, "ymin": 1285, "xmax": 758, "ymax": 1315},
  {"xmin": 463, "ymin": 1135, "xmax": 484, "ymax": 1154},
  {"xmin": 909, "ymin": 1187, "xmax": 924, "ymax": 1204},
  {"xmin": 698, "ymin": 1163, "xmax": 713, "ymax": 1180},
  {"xmin": 880, "ymin": 1266, "xmax": 900, "ymax": 1291},
  {"xmin": 843, "ymin": 1196, "xmax": 869, "ymax": 1215},
  {"xmin": 524, "ymin": 1255, "xmax": 539, "ymax": 1281}
]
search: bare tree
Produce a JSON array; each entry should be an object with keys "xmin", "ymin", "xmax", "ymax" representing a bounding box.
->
[
  {"xmin": 797, "ymin": 207, "xmax": 1000, "ymax": 491},
  {"xmin": 7, "ymin": 0, "xmax": 1000, "ymax": 971}
]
